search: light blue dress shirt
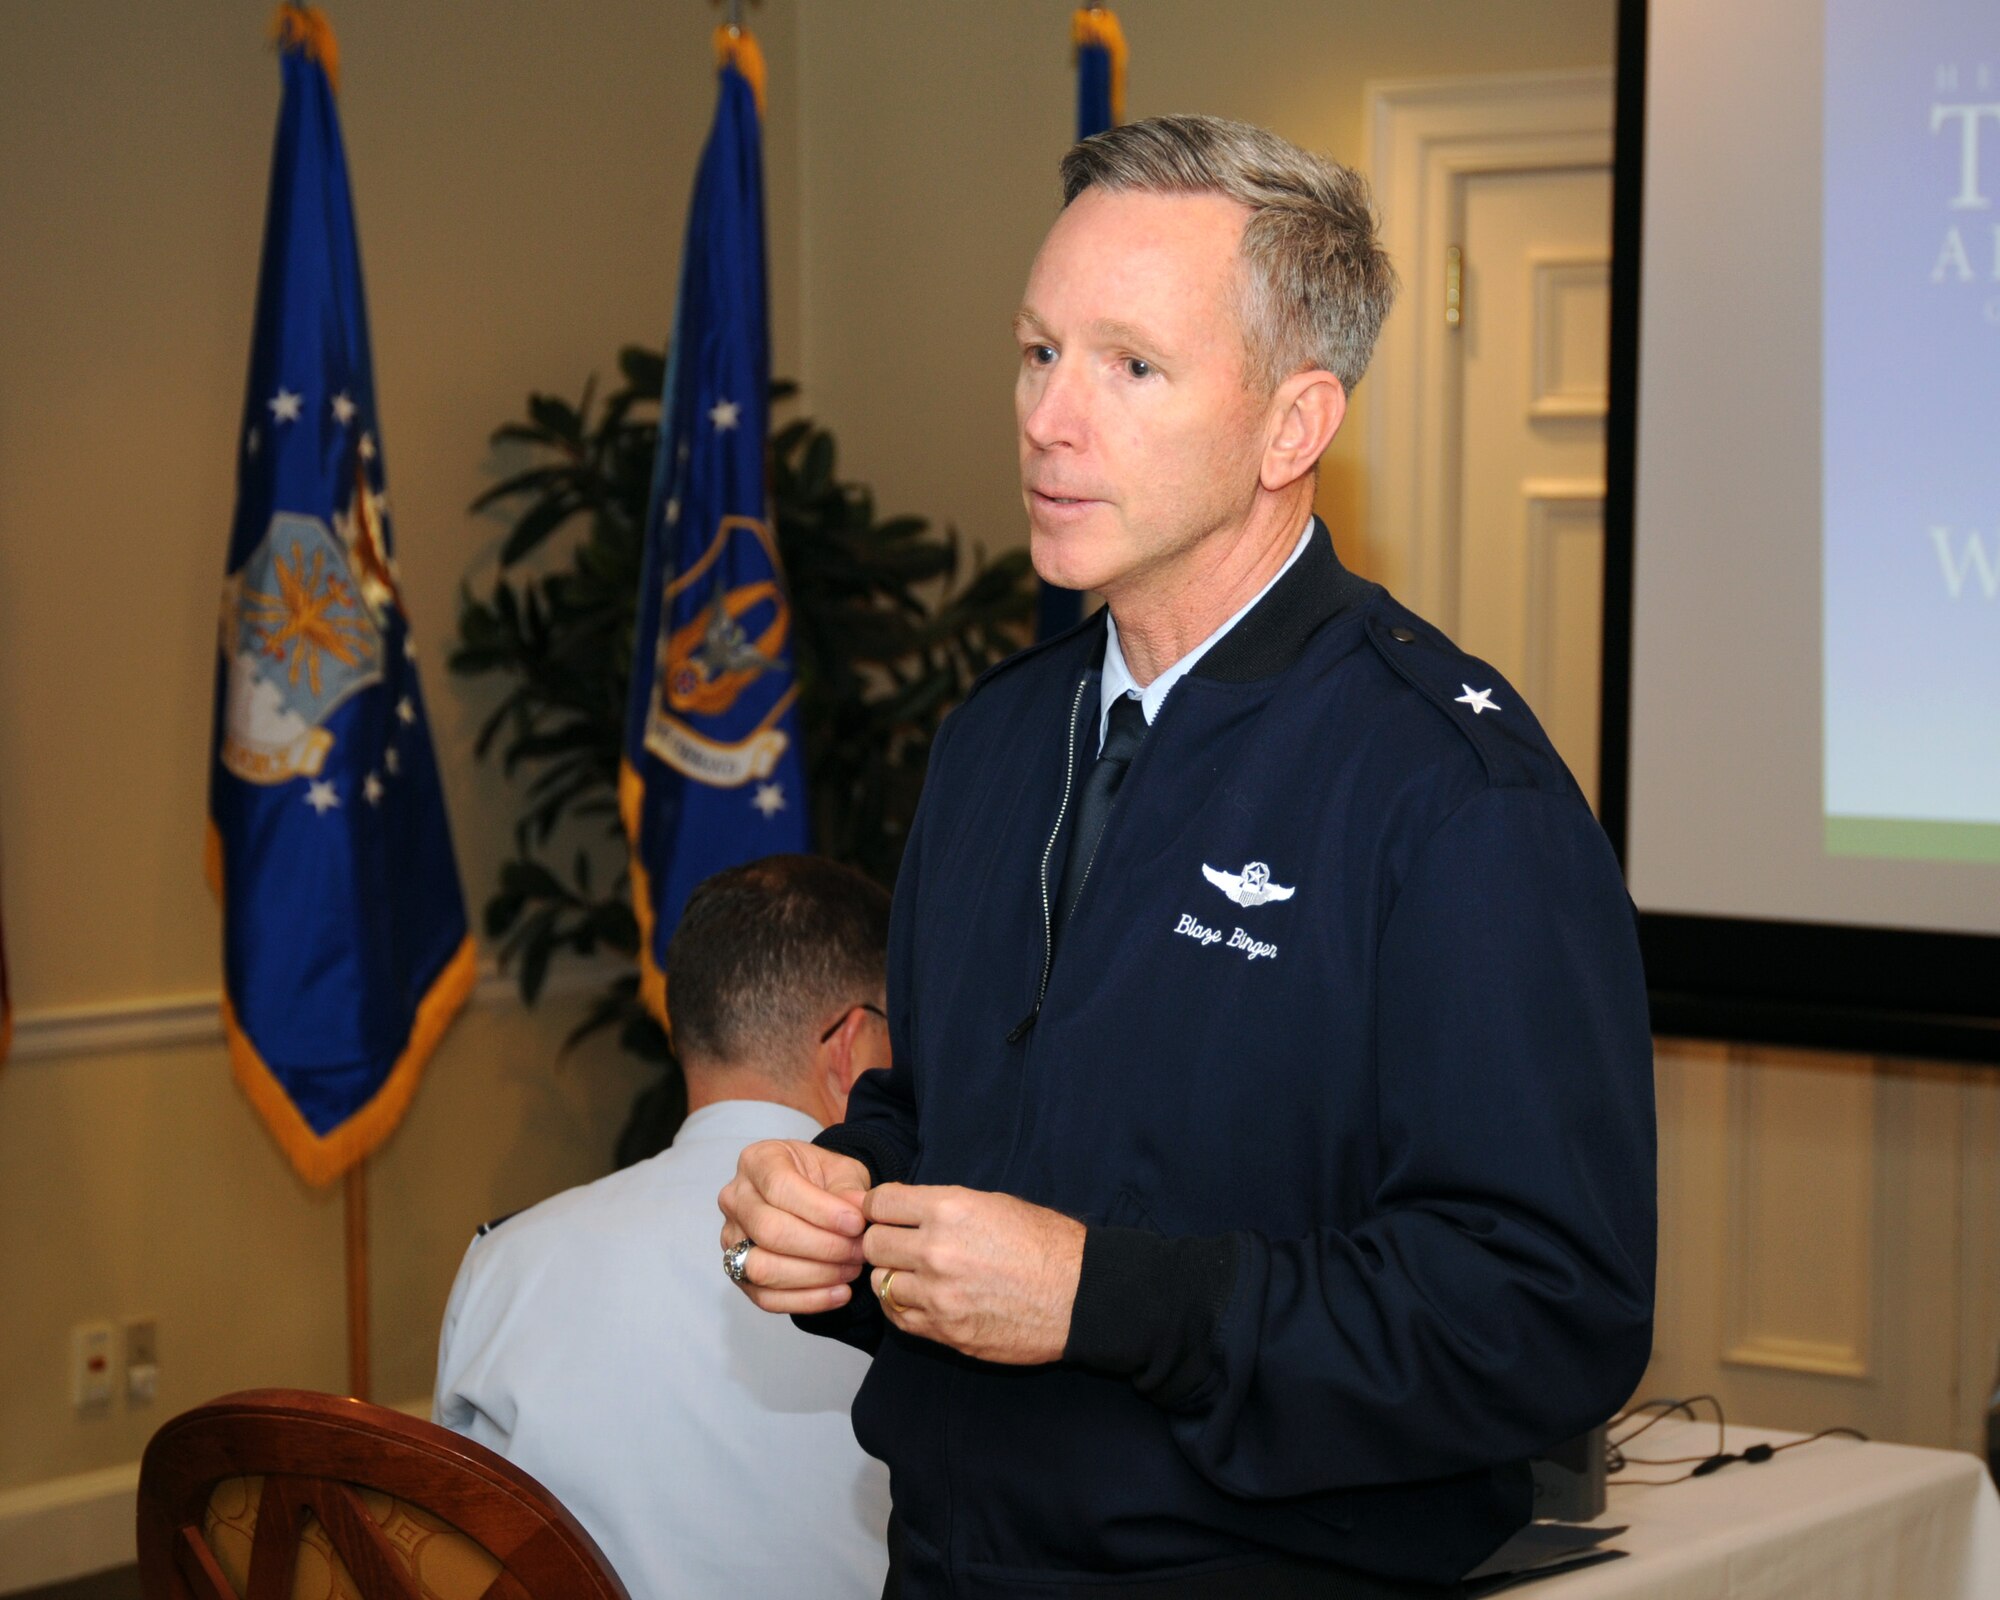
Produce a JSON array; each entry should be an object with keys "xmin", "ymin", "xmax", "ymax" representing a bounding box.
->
[
  {"xmin": 435, "ymin": 1100, "xmax": 890, "ymax": 1600},
  {"xmin": 1096, "ymin": 517, "xmax": 1319, "ymax": 753}
]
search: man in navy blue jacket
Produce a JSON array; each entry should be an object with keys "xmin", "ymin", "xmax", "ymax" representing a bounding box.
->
[{"xmin": 720, "ymin": 115, "xmax": 1654, "ymax": 1598}]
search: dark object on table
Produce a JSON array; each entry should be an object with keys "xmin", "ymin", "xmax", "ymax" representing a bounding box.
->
[
  {"xmin": 1464, "ymin": 1521, "xmax": 1627, "ymax": 1595},
  {"xmin": 1531, "ymin": 1425, "xmax": 1609, "ymax": 1522}
]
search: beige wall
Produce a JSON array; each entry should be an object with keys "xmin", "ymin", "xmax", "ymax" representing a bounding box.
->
[
  {"xmin": 796, "ymin": 0, "xmax": 1618, "ymax": 582},
  {"xmin": 0, "ymin": 0, "xmax": 797, "ymax": 1510},
  {"xmin": 0, "ymin": 0, "xmax": 1617, "ymax": 1552},
  {"xmin": 0, "ymin": 0, "xmax": 803, "ymax": 1009},
  {"xmin": 0, "ymin": 994, "xmax": 649, "ymax": 1492}
]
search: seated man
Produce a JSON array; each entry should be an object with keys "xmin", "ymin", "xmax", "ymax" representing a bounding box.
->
[{"xmin": 434, "ymin": 855, "xmax": 893, "ymax": 1600}]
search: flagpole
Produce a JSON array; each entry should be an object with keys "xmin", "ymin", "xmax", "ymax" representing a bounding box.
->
[{"xmin": 344, "ymin": 1161, "xmax": 372, "ymax": 1400}]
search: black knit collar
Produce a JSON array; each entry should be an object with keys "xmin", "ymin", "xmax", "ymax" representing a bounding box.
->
[
  {"xmin": 1187, "ymin": 518, "xmax": 1373, "ymax": 684},
  {"xmin": 1067, "ymin": 519, "xmax": 1372, "ymax": 686}
]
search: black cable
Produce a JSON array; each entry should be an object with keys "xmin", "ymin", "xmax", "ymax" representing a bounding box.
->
[
  {"xmin": 1606, "ymin": 1394, "xmax": 1725, "ymax": 1476},
  {"xmin": 1609, "ymin": 1415, "xmax": 1869, "ymax": 1488},
  {"xmin": 1609, "ymin": 1396, "xmax": 1700, "ymax": 1442}
]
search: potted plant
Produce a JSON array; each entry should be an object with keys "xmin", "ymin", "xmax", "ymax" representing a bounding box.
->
[{"xmin": 452, "ymin": 345, "xmax": 1034, "ymax": 1163}]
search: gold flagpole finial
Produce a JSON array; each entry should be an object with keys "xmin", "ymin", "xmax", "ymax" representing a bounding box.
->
[
  {"xmin": 712, "ymin": 0, "xmax": 766, "ymax": 115},
  {"xmin": 1071, "ymin": 6, "xmax": 1127, "ymax": 125},
  {"xmin": 270, "ymin": 4, "xmax": 340, "ymax": 94}
]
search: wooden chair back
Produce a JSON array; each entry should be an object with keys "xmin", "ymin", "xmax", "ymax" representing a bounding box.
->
[{"xmin": 136, "ymin": 1388, "xmax": 630, "ymax": 1600}]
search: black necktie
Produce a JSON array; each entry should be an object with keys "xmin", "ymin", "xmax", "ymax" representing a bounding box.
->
[{"xmin": 1055, "ymin": 693, "xmax": 1149, "ymax": 940}]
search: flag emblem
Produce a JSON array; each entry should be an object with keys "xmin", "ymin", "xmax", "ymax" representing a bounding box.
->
[
  {"xmin": 221, "ymin": 512, "xmax": 383, "ymax": 784},
  {"xmin": 657, "ymin": 516, "xmax": 787, "ymax": 710}
]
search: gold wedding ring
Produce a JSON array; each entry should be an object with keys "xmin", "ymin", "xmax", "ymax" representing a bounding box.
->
[{"xmin": 878, "ymin": 1269, "xmax": 903, "ymax": 1316}]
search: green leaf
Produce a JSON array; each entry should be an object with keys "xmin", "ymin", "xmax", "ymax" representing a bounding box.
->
[
  {"xmin": 586, "ymin": 897, "xmax": 640, "ymax": 954},
  {"xmin": 618, "ymin": 1010, "xmax": 676, "ymax": 1068},
  {"xmin": 619, "ymin": 344, "xmax": 667, "ymax": 397},
  {"xmin": 801, "ymin": 431, "xmax": 836, "ymax": 496},
  {"xmin": 561, "ymin": 985, "xmax": 630, "ymax": 1054},
  {"xmin": 499, "ymin": 491, "xmax": 584, "ymax": 567},
  {"xmin": 613, "ymin": 1067, "xmax": 686, "ymax": 1167},
  {"xmin": 483, "ymin": 888, "xmax": 526, "ymax": 939},
  {"xmin": 469, "ymin": 465, "xmax": 579, "ymax": 514},
  {"xmin": 500, "ymin": 857, "xmax": 569, "ymax": 902},
  {"xmin": 528, "ymin": 393, "xmax": 584, "ymax": 449},
  {"xmin": 517, "ymin": 917, "xmax": 557, "ymax": 1005}
]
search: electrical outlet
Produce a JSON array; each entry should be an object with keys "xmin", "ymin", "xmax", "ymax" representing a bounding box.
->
[
  {"xmin": 72, "ymin": 1322, "xmax": 115, "ymax": 1411},
  {"xmin": 124, "ymin": 1318, "xmax": 158, "ymax": 1407}
]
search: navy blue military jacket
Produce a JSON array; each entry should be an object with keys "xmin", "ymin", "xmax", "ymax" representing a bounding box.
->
[{"xmin": 807, "ymin": 529, "xmax": 1656, "ymax": 1595}]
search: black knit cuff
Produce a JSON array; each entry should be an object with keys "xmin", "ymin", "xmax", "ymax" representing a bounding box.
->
[
  {"xmin": 1063, "ymin": 1227, "xmax": 1239, "ymax": 1409},
  {"xmin": 792, "ymin": 1288, "xmax": 885, "ymax": 1354},
  {"xmin": 812, "ymin": 1124, "xmax": 912, "ymax": 1187}
]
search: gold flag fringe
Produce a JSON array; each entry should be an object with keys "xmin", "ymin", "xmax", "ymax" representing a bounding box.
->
[
  {"xmin": 619, "ymin": 761, "xmax": 672, "ymax": 1032},
  {"xmin": 221, "ymin": 937, "xmax": 475, "ymax": 1187},
  {"xmin": 207, "ymin": 822, "xmax": 474, "ymax": 1186},
  {"xmin": 1071, "ymin": 7, "xmax": 1128, "ymax": 126},
  {"xmin": 271, "ymin": 4, "xmax": 340, "ymax": 95},
  {"xmin": 714, "ymin": 24, "xmax": 768, "ymax": 117}
]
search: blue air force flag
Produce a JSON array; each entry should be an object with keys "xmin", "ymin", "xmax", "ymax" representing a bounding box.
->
[
  {"xmin": 1074, "ymin": 4, "xmax": 1126, "ymax": 141},
  {"xmin": 621, "ymin": 27, "xmax": 809, "ymax": 1026},
  {"xmin": 1038, "ymin": 7, "xmax": 1131, "ymax": 641},
  {"xmin": 208, "ymin": 7, "xmax": 472, "ymax": 1185}
]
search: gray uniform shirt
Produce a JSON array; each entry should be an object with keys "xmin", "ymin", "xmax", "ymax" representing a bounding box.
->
[{"xmin": 435, "ymin": 1100, "xmax": 890, "ymax": 1600}]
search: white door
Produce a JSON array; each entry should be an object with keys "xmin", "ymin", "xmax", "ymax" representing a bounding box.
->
[{"xmin": 1452, "ymin": 164, "xmax": 1610, "ymax": 809}]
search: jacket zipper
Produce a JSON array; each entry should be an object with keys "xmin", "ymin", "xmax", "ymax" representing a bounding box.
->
[{"xmin": 1008, "ymin": 674, "xmax": 1088, "ymax": 1043}]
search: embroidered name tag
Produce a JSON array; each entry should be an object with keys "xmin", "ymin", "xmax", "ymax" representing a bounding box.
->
[{"xmin": 1173, "ymin": 912, "xmax": 1278, "ymax": 962}]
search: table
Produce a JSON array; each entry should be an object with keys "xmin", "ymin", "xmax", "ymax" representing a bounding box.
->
[{"xmin": 1522, "ymin": 1419, "xmax": 2000, "ymax": 1598}]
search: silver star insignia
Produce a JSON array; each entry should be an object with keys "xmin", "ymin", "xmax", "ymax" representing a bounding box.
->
[{"xmin": 1455, "ymin": 685, "xmax": 1500, "ymax": 715}]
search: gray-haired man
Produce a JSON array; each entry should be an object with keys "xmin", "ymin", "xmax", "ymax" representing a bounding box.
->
[{"xmin": 723, "ymin": 117, "xmax": 1655, "ymax": 1598}]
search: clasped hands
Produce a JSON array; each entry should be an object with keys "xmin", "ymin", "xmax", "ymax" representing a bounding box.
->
[{"xmin": 717, "ymin": 1139, "xmax": 1084, "ymax": 1365}]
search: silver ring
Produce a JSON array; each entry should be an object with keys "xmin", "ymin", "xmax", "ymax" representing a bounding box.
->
[{"xmin": 723, "ymin": 1237, "xmax": 755, "ymax": 1285}]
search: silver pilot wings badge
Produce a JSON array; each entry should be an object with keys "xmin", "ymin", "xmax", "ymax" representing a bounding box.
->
[{"xmin": 1202, "ymin": 860, "xmax": 1295, "ymax": 908}]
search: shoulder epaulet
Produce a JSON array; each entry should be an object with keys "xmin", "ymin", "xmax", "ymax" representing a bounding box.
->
[
  {"xmin": 958, "ymin": 606, "xmax": 1105, "ymax": 707},
  {"xmin": 473, "ymin": 1210, "xmax": 520, "ymax": 1240},
  {"xmin": 1361, "ymin": 603, "xmax": 1567, "ymax": 791}
]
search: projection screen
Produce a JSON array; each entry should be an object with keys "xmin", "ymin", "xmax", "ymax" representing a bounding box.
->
[{"xmin": 1602, "ymin": 0, "xmax": 2000, "ymax": 1061}]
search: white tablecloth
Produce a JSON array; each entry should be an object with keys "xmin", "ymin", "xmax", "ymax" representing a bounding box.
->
[{"xmin": 1524, "ymin": 1420, "xmax": 2000, "ymax": 1599}]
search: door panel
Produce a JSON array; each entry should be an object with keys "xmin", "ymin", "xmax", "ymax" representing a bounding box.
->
[{"xmin": 1454, "ymin": 164, "xmax": 1609, "ymax": 808}]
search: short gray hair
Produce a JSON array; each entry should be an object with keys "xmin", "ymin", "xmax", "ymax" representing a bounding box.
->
[{"xmin": 1059, "ymin": 115, "xmax": 1397, "ymax": 394}]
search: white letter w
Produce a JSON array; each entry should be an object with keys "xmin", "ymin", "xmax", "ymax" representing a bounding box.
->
[{"xmin": 1931, "ymin": 525, "xmax": 2000, "ymax": 599}]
